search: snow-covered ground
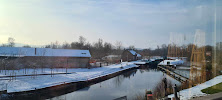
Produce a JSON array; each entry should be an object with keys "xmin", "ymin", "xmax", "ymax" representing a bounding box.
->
[
  {"xmin": 168, "ymin": 75, "xmax": 222, "ymax": 100},
  {"xmin": 177, "ymin": 66, "xmax": 191, "ymax": 70},
  {"xmin": 0, "ymin": 62, "xmax": 139, "ymax": 93},
  {"xmin": 130, "ymin": 60, "xmax": 146, "ymax": 65}
]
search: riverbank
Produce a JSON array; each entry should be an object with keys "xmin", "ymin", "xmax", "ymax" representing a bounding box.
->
[
  {"xmin": 47, "ymin": 66, "xmax": 180, "ymax": 100},
  {"xmin": 0, "ymin": 62, "xmax": 139, "ymax": 93},
  {"xmin": 191, "ymin": 92, "xmax": 222, "ymax": 100},
  {"xmin": 201, "ymin": 82, "xmax": 222, "ymax": 94},
  {"xmin": 168, "ymin": 75, "xmax": 222, "ymax": 100}
]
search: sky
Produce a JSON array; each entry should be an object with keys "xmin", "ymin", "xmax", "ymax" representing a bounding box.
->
[{"xmin": 0, "ymin": 0, "xmax": 221, "ymax": 49}]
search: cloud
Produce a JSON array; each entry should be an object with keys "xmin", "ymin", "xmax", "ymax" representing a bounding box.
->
[{"xmin": 0, "ymin": 0, "xmax": 220, "ymax": 49}]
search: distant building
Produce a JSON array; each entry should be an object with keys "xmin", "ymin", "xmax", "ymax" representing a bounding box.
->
[
  {"xmin": 121, "ymin": 49, "xmax": 142, "ymax": 62},
  {"xmin": 102, "ymin": 55, "xmax": 121, "ymax": 63},
  {"xmin": 0, "ymin": 47, "xmax": 91, "ymax": 68}
]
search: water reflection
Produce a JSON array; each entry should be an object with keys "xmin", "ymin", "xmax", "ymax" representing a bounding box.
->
[
  {"xmin": 114, "ymin": 69, "xmax": 137, "ymax": 87},
  {"xmin": 48, "ymin": 68, "xmax": 180, "ymax": 100}
]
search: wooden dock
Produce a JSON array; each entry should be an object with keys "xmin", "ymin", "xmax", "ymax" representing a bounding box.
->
[{"xmin": 157, "ymin": 66, "xmax": 189, "ymax": 83}]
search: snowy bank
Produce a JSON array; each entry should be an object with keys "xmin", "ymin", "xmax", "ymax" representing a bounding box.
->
[
  {"xmin": 0, "ymin": 62, "xmax": 138, "ymax": 93},
  {"xmin": 168, "ymin": 75, "xmax": 222, "ymax": 100},
  {"xmin": 131, "ymin": 60, "xmax": 146, "ymax": 65}
]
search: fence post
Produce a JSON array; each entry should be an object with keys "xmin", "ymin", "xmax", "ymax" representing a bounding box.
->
[
  {"xmin": 6, "ymin": 84, "xmax": 7, "ymax": 93},
  {"xmin": 163, "ymin": 78, "xmax": 167, "ymax": 96}
]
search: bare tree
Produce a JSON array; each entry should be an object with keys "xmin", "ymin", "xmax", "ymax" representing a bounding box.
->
[
  {"xmin": 8, "ymin": 37, "xmax": 15, "ymax": 47},
  {"xmin": 93, "ymin": 38, "xmax": 104, "ymax": 59},
  {"xmin": 62, "ymin": 42, "xmax": 70, "ymax": 49},
  {"xmin": 23, "ymin": 45, "xmax": 31, "ymax": 48},
  {"xmin": 45, "ymin": 45, "xmax": 51, "ymax": 48},
  {"xmin": 79, "ymin": 36, "xmax": 86, "ymax": 46},
  {"xmin": 93, "ymin": 38, "xmax": 103, "ymax": 50},
  {"xmin": 51, "ymin": 41, "xmax": 60, "ymax": 49},
  {"xmin": 104, "ymin": 42, "xmax": 113, "ymax": 55},
  {"xmin": 128, "ymin": 45, "xmax": 135, "ymax": 50},
  {"xmin": 114, "ymin": 41, "xmax": 123, "ymax": 55},
  {"xmin": 115, "ymin": 41, "xmax": 122, "ymax": 50},
  {"xmin": 1, "ymin": 44, "xmax": 8, "ymax": 47}
]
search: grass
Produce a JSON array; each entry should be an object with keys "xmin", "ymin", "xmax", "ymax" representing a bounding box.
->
[{"xmin": 201, "ymin": 82, "xmax": 222, "ymax": 94}]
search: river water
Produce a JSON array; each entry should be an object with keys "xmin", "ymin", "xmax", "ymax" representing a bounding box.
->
[{"xmin": 48, "ymin": 67, "xmax": 180, "ymax": 100}]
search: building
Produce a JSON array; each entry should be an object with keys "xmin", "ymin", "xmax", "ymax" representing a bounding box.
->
[
  {"xmin": 102, "ymin": 55, "xmax": 121, "ymax": 63},
  {"xmin": 0, "ymin": 47, "xmax": 91, "ymax": 68},
  {"xmin": 121, "ymin": 49, "xmax": 142, "ymax": 62}
]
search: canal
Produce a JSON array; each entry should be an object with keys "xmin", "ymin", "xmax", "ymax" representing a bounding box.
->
[{"xmin": 47, "ymin": 66, "xmax": 180, "ymax": 100}]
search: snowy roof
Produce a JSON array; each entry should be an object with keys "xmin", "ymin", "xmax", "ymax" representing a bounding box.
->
[
  {"xmin": 158, "ymin": 59, "xmax": 184, "ymax": 66},
  {"xmin": 0, "ymin": 47, "xmax": 91, "ymax": 58},
  {"xmin": 128, "ymin": 50, "xmax": 141, "ymax": 57}
]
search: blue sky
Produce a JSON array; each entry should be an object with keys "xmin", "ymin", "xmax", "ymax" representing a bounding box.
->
[{"xmin": 0, "ymin": 0, "xmax": 220, "ymax": 49}]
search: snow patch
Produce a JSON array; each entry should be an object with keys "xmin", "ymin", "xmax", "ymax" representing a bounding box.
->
[{"xmin": 168, "ymin": 75, "xmax": 222, "ymax": 100}]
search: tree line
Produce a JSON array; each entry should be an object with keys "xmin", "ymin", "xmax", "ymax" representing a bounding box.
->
[
  {"xmin": 1, "ymin": 36, "xmax": 218, "ymax": 61},
  {"xmin": 43, "ymin": 36, "xmax": 123, "ymax": 59}
]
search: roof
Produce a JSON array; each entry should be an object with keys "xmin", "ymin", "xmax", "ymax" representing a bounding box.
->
[
  {"xmin": 128, "ymin": 50, "xmax": 141, "ymax": 57},
  {"xmin": 0, "ymin": 47, "xmax": 91, "ymax": 58}
]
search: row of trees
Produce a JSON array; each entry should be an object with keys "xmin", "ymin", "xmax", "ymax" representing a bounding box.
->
[
  {"xmin": 44, "ymin": 36, "xmax": 191, "ymax": 60},
  {"xmin": 43, "ymin": 36, "xmax": 123, "ymax": 59},
  {"xmin": 0, "ymin": 36, "xmax": 217, "ymax": 61}
]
